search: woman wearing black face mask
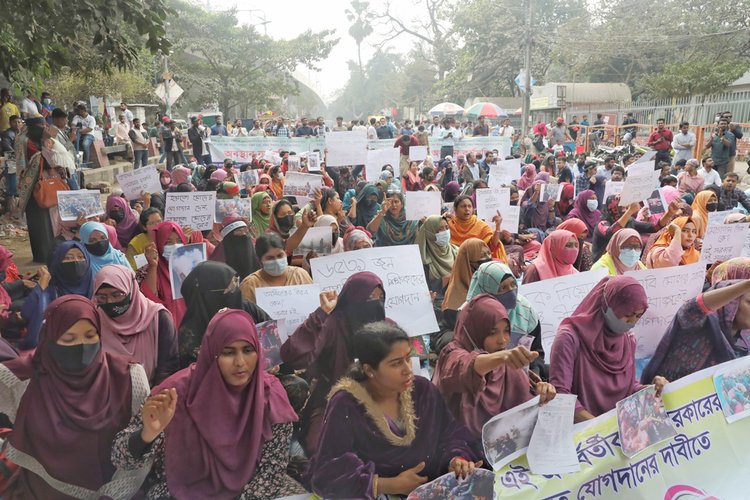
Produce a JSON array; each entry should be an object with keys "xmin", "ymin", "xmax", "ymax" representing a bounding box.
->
[
  {"xmin": 178, "ymin": 261, "xmax": 270, "ymax": 368},
  {"xmin": 93, "ymin": 264, "xmax": 178, "ymax": 384},
  {"xmin": 0, "ymin": 295, "xmax": 151, "ymax": 499},
  {"xmin": 105, "ymin": 195, "xmax": 140, "ymax": 248},
  {"xmin": 209, "ymin": 217, "xmax": 260, "ymax": 279},
  {"xmin": 20, "ymin": 241, "xmax": 94, "ymax": 349}
]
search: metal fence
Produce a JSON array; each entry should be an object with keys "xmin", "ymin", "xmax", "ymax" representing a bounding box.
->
[{"xmin": 566, "ymin": 91, "xmax": 750, "ymax": 127}]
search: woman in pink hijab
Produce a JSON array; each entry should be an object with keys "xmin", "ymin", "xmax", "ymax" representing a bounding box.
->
[
  {"xmin": 517, "ymin": 164, "xmax": 537, "ymax": 190},
  {"xmin": 434, "ymin": 294, "xmax": 556, "ymax": 439},
  {"xmin": 522, "ymin": 229, "xmax": 579, "ymax": 284},
  {"xmin": 111, "ymin": 309, "xmax": 303, "ymax": 499},
  {"xmin": 549, "ymin": 275, "xmax": 667, "ymax": 421}
]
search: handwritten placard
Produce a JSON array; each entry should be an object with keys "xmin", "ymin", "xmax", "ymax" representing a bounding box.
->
[
  {"xmin": 519, "ymin": 268, "xmax": 609, "ymax": 355},
  {"xmin": 475, "ymin": 187, "xmax": 518, "ymax": 231},
  {"xmin": 325, "ymin": 130, "xmax": 368, "ymax": 166},
  {"xmin": 215, "ymin": 198, "xmax": 252, "ymax": 223},
  {"xmin": 619, "ymin": 164, "xmax": 658, "ymax": 205},
  {"xmin": 165, "ymin": 192, "xmax": 216, "ymax": 230},
  {"xmin": 489, "ymin": 158, "xmax": 522, "ymax": 188},
  {"xmin": 603, "ymin": 180, "xmax": 625, "ymax": 203},
  {"xmin": 404, "ymin": 191, "xmax": 441, "ymax": 220},
  {"xmin": 56, "ymin": 190, "xmax": 104, "ymax": 221},
  {"xmin": 700, "ymin": 223, "xmax": 749, "ymax": 263},
  {"xmin": 310, "ymin": 245, "xmax": 439, "ymax": 336},
  {"xmin": 116, "ymin": 165, "xmax": 162, "ymax": 200},
  {"xmin": 255, "ymin": 284, "xmax": 322, "ymax": 341},
  {"xmin": 365, "ymin": 147, "xmax": 400, "ymax": 181}
]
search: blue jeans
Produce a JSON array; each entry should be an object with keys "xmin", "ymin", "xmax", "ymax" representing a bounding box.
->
[
  {"xmin": 79, "ymin": 134, "xmax": 95, "ymax": 164},
  {"xmin": 67, "ymin": 172, "xmax": 80, "ymax": 190},
  {"xmin": 4, "ymin": 171, "xmax": 16, "ymax": 196},
  {"xmin": 133, "ymin": 149, "xmax": 148, "ymax": 169}
]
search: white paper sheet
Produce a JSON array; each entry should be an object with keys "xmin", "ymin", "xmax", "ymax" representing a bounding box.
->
[
  {"xmin": 619, "ymin": 163, "xmax": 658, "ymax": 205},
  {"xmin": 482, "ymin": 396, "xmax": 540, "ymax": 470},
  {"xmin": 165, "ymin": 192, "xmax": 216, "ymax": 230},
  {"xmin": 325, "ymin": 130, "xmax": 368, "ymax": 166},
  {"xmin": 700, "ymin": 222, "xmax": 749, "ymax": 263},
  {"xmin": 489, "ymin": 158, "xmax": 522, "ymax": 188},
  {"xmin": 404, "ymin": 191, "xmax": 441, "ymax": 220},
  {"xmin": 365, "ymin": 147, "xmax": 400, "ymax": 181},
  {"xmin": 255, "ymin": 284, "xmax": 322, "ymax": 342},
  {"xmin": 116, "ymin": 165, "xmax": 162, "ymax": 200},
  {"xmin": 527, "ymin": 394, "xmax": 580, "ymax": 475},
  {"xmin": 408, "ymin": 145, "xmax": 427, "ymax": 161}
]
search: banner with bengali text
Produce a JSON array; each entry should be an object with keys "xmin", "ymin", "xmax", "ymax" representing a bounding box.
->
[
  {"xmin": 368, "ymin": 136, "xmax": 512, "ymax": 161},
  {"xmin": 209, "ymin": 136, "xmax": 325, "ymax": 162}
]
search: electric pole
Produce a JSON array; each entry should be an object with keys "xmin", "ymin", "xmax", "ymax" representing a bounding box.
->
[{"xmin": 521, "ymin": 0, "xmax": 533, "ymax": 138}]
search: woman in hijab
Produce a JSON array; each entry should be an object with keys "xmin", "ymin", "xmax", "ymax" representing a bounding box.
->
[
  {"xmin": 416, "ymin": 215, "xmax": 457, "ymax": 296},
  {"xmin": 645, "ymin": 216, "xmax": 700, "ymax": 268},
  {"xmin": 442, "ymin": 181, "xmax": 461, "ymax": 204},
  {"xmin": 522, "ymin": 229, "xmax": 579, "ymax": 284},
  {"xmin": 125, "ymin": 207, "xmax": 163, "ymax": 271},
  {"xmin": 367, "ymin": 191, "xmax": 419, "ymax": 247},
  {"xmin": 217, "ymin": 181, "xmax": 240, "ymax": 200},
  {"xmin": 556, "ymin": 182, "xmax": 575, "ymax": 217},
  {"xmin": 319, "ymin": 188, "xmax": 350, "ymax": 236},
  {"xmin": 250, "ymin": 191, "xmax": 273, "ymax": 236},
  {"xmin": 159, "ymin": 169, "xmax": 172, "ymax": 191},
  {"xmin": 209, "ymin": 217, "xmax": 259, "ymax": 279},
  {"xmin": 112, "ymin": 309, "xmax": 303, "ymax": 499},
  {"xmin": 281, "ymin": 272, "xmax": 387, "ymax": 454},
  {"xmin": 105, "ymin": 195, "xmax": 140, "ymax": 248},
  {"xmin": 711, "ymin": 257, "xmax": 750, "ymax": 286},
  {"xmin": 520, "ymin": 176, "xmax": 554, "ymax": 231},
  {"xmin": 342, "ymin": 225, "xmax": 374, "ymax": 251},
  {"xmin": 308, "ymin": 322, "xmax": 481, "ymax": 498},
  {"xmin": 269, "ymin": 165, "xmax": 285, "ymax": 199},
  {"xmin": 549, "ymin": 276, "xmax": 666, "ymax": 421},
  {"xmin": 442, "ymin": 238, "xmax": 490, "ymax": 312},
  {"xmin": 642, "ymin": 279, "xmax": 750, "ymax": 383},
  {"xmin": 350, "ymin": 183, "xmax": 381, "ymax": 228},
  {"xmin": 21, "ymin": 241, "xmax": 94, "ymax": 349},
  {"xmin": 94, "ymin": 264, "xmax": 177, "ymax": 384},
  {"xmin": 0, "ymin": 295, "xmax": 150, "ymax": 499},
  {"xmin": 690, "ymin": 190, "xmax": 718, "ymax": 238},
  {"xmin": 79, "ymin": 221, "xmax": 130, "ymax": 274},
  {"xmin": 403, "ymin": 161, "xmax": 423, "ymax": 192},
  {"xmin": 449, "ymin": 195, "xmax": 507, "ymax": 262},
  {"xmin": 141, "ymin": 221, "xmax": 188, "ymax": 326},
  {"xmin": 267, "ymin": 199, "xmax": 296, "ymax": 242},
  {"xmin": 179, "ymin": 261, "xmax": 269, "ymax": 368},
  {"xmin": 591, "ymin": 228, "xmax": 646, "ymax": 275},
  {"xmin": 517, "ymin": 164, "xmax": 537, "ymax": 190},
  {"xmin": 565, "ymin": 189, "xmax": 601, "ymax": 241},
  {"xmin": 557, "ymin": 218, "xmax": 593, "ymax": 272},
  {"xmin": 435, "ymin": 295, "xmax": 556, "ymax": 439},
  {"xmin": 169, "ymin": 165, "xmax": 193, "ymax": 192}
]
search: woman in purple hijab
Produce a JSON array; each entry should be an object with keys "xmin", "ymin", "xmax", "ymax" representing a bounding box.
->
[
  {"xmin": 281, "ymin": 271, "xmax": 387, "ymax": 455},
  {"xmin": 105, "ymin": 195, "xmax": 141, "ymax": 248},
  {"xmin": 519, "ymin": 172, "xmax": 553, "ymax": 231},
  {"xmin": 565, "ymin": 189, "xmax": 601, "ymax": 242},
  {"xmin": 112, "ymin": 309, "xmax": 303, "ymax": 499},
  {"xmin": 549, "ymin": 276, "xmax": 668, "ymax": 421},
  {"xmin": 307, "ymin": 322, "xmax": 481, "ymax": 498}
]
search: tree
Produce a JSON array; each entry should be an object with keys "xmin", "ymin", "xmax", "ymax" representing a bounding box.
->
[
  {"xmin": 346, "ymin": 0, "xmax": 375, "ymax": 74},
  {"xmin": 638, "ymin": 58, "xmax": 747, "ymax": 99},
  {"xmin": 0, "ymin": 0, "xmax": 170, "ymax": 88}
]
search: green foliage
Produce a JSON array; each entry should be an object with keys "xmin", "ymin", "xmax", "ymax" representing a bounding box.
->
[
  {"xmin": 346, "ymin": 0, "xmax": 375, "ymax": 73},
  {"xmin": 638, "ymin": 58, "xmax": 748, "ymax": 99},
  {"xmin": 0, "ymin": 0, "xmax": 171, "ymax": 87}
]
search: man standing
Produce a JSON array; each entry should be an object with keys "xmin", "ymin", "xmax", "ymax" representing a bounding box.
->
[
  {"xmin": 40, "ymin": 92, "xmax": 54, "ymax": 123},
  {"xmin": 621, "ymin": 112, "xmax": 637, "ymax": 139},
  {"xmin": 439, "ymin": 118, "xmax": 462, "ymax": 160},
  {"xmin": 352, "ymin": 120, "xmax": 367, "ymax": 133},
  {"xmin": 647, "ymin": 118, "xmax": 674, "ymax": 169},
  {"xmin": 479, "ymin": 151, "xmax": 496, "ymax": 173},
  {"xmin": 211, "ymin": 117, "xmax": 228, "ymax": 136},
  {"xmin": 721, "ymin": 111, "xmax": 743, "ymax": 173},
  {"xmin": 0, "ymin": 89, "xmax": 20, "ymax": 133},
  {"xmin": 20, "ymin": 92, "xmax": 41, "ymax": 120},
  {"xmin": 71, "ymin": 104, "xmax": 97, "ymax": 165},
  {"xmin": 473, "ymin": 116, "xmax": 489, "ymax": 136},
  {"xmin": 314, "ymin": 116, "xmax": 329, "ymax": 137},
  {"xmin": 295, "ymin": 117, "xmax": 315, "ymax": 137},
  {"xmin": 429, "ymin": 116, "xmax": 442, "ymax": 138},
  {"xmin": 165, "ymin": 120, "xmax": 186, "ymax": 169},
  {"xmin": 332, "ymin": 116, "xmax": 349, "ymax": 132},
  {"xmin": 119, "ymin": 102, "xmax": 134, "ymax": 128},
  {"xmin": 50, "ymin": 108, "xmax": 79, "ymax": 189},
  {"xmin": 671, "ymin": 121, "xmax": 696, "ymax": 165},
  {"xmin": 376, "ymin": 118, "xmax": 393, "ymax": 139},
  {"xmin": 0, "ymin": 115, "xmax": 20, "ymax": 153},
  {"xmin": 366, "ymin": 118, "xmax": 378, "ymax": 140},
  {"xmin": 399, "ymin": 119, "xmax": 414, "ymax": 136},
  {"xmin": 548, "ymin": 118, "xmax": 572, "ymax": 147},
  {"xmin": 249, "ymin": 120, "xmax": 266, "ymax": 137},
  {"xmin": 495, "ymin": 118, "xmax": 514, "ymax": 139},
  {"xmin": 188, "ymin": 116, "xmax": 212, "ymax": 166},
  {"xmin": 128, "ymin": 118, "xmax": 149, "ymax": 169},
  {"xmin": 386, "ymin": 116, "xmax": 397, "ymax": 136},
  {"xmin": 568, "ymin": 116, "xmax": 579, "ymax": 142},
  {"xmin": 703, "ymin": 117, "xmax": 735, "ymax": 177},
  {"xmin": 719, "ymin": 172, "xmax": 750, "ymax": 211},
  {"xmin": 274, "ymin": 117, "xmax": 290, "ymax": 138},
  {"xmin": 394, "ymin": 132, "xmax": 418, "ymax": 176}
]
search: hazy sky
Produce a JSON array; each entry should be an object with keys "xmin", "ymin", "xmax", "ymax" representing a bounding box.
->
[{"xmin": 205, "ymin": 0, "xmax": 426, "ymax": 103}]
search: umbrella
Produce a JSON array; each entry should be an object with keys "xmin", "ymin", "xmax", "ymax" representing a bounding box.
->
[
  {"xmin": 466, "ymin": 102, "xmax": 508, "ymax": 119},
  {"xmin": 428, "ymin": 102, "xmax": 464, "ymax": 116}
]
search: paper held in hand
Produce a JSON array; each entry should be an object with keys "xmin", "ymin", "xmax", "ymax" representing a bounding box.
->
[
  {"xmin": 116, "ymin": 165, "xmax": 162, "ymax": 200},
  {"xmin": 404, "ymin": 191, "xmax": 441, "ymax": 220},
  {"xmin": 165, "ymin": 192, "xmax": 217, "ymax": 231}
]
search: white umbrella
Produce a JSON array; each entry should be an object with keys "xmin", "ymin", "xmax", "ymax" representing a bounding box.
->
[{"xmin": 428, "ymin": 102, "xmax": 464, "ymax": 116}]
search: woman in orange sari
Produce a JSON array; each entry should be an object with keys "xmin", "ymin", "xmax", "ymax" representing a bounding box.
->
[
  {"xmin": 269, "ymin": 165, "xmax": 285, "ymax": 200},
  {"xmin": 448, "ymin": 195, "xmax": 507, "ymax": 263},
  {"xmin": 645, "ymin": 216, "xmax": 701, "ymax": 269}
]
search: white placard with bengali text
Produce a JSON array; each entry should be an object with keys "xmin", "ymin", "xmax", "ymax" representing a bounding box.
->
[
  {"xmin": 255, "ymin": 284, "xmax": 322, "ymax": 342},
  {"xmin": 325, "ymin": 130, "xmax": 368, "ymax": 167},
  {"xmin": 116, "ymin": 165, "xmax": 162, "ymax": 200},
  {"xmin": 603, "ymin": 180, "xmax": 625, "ymax": 203},
  {"xmin": 165, "ymin": 191, "xmax": 216, "ymax": 230},
  {"xmin": 489, "ymin": 158, "xmax": 522, "ymax": 188},
  {"xmin": 310, "ymin": 245, "xmax": 438, "ymax": 336},
  {"xmin": 476, "ymin": 188, "xmax": 519, "ymax": 231},
  {"xmin": 619, "ymin": 163, "xmax": 658, "ymax": 205},
  {"xmin": 700, "ymin": 223, "xmax": 750, "ymax": 263},
  {"xmin": 404, "ymin": 191, "xmax": 442, "ymax": 220},
  {"xmin": 409, "ymin": 145, "xmax": 427, "ymax": 161}
]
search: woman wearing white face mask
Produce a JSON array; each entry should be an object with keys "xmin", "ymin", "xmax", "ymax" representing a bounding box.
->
[
  {"xmin": 591, "ymin": 228, "xmax": 646, "ymax": 275},
  {"xmin": 240, "ymin": 233, "xmax": 312, "ymax": 303},
  {"xmin": 415, "ymin": 215, "xmax": 457, "ymax": 299}
]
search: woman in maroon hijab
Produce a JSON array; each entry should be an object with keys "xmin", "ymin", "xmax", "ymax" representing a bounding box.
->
[
  {"xmin": 549, "ymin": 276, "xmax": 668, "ymax": 422},
  {"xmin": 112, "ymin": 309, "xmax": 303, "ymax": 499},
  {"xmin": 434, "ymin": 294, "xmax": 556, "ymax": 439},
  {"xmin": 141, "ymin": 221, "xmax": 188, "ymax": 326},
  {"xmin": 0, "ymin": 295, "xmax": 150, "ymax": 499}
]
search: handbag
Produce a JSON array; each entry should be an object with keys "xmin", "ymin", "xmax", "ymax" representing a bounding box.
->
[{"xmin": 33, "ymin": 154, "xmax": 69, "ymax": 208}]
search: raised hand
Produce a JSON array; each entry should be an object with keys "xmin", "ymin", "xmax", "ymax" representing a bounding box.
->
[{"xmin": 140, "ymin": 388, "xmax": 178, "ymax": 443}]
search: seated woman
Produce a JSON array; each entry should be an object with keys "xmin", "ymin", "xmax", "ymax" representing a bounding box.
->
[
  {"xmin": 250, "ymin": 191, "xmax": 273, "ymax": 237},
  {"xmin": 141, "ymin": 221, "xmax": 188, "ymax": 326},
  {"xmin": 442, "ymin": 238, "xmax": 490, "ymax": 315},
  {"xmin": 343, "ymin": 225, "xmax": 374, "ymax": 251},
  {"xmin": 94, "ymin": 264, "xmax": 178, "ymax": 384},
  {"xmin": 281, "ymin": 272, "xmax": 386, "ymax": 455},
  {"xmin": 434, "ymin": 295, "xmax": 556, "ymax": 439},
  {"xmin": 558, "ymin": 218, "xmax": 593, "ymax": 272},
  {"xmin": 416, "ymin": 215, "xmax": 457, "ymax": 300},
  {"xmin": 317, "ymin": 188, "xmax": 350, "ymax": 235},
  {"xmin": 520, "ymin": 176, "xmax": 555, "ymax": 232},
  {"xmin": 549, "ymin": 276, "xmax": 667, "ymax": 421},
  {"xmin": 267, "ymin": 199, "xmax": 317, "ymax": 255},
  {"xmin": 240, "ymin": 234, "xmax": 312, "ymax": 304},
  {"xmin": 522, "ymin": 229, "xmax": 579, "ymax": 284},
  {"xmin": 21, "ymin": 241, "xmax": 94, "ymax": 349},
  {"xmin": 209, "ymin": 217, "xmax": 259, "ymax": 280},
  {"xmin": 591, "ymin": 228, "xmax": 646, "ymax": 275},
  {"xmin": 690, "ymin": 189, "xmax": 717, "ymax": 239},
  {"xmin": 368, "ymin": 191, "xmax": 419, "ymax": 247},
  {"xmin": 644, "ymin": 217, "xmax": 700, "ymax": 269},
  {"xmin": 105, "ymin": 195, "xmax": 141, "ymax": 249},
  {"xmin": 449, "ymin": 195, "xmax": 507, "ymax": 263},
  {"xmin": 565, "ymin": 189, "xmax": 600, "ymax": 242},
  {"xmin": 642, "ymin": 279, "xmax": 750, "ymax": 383},
  {"xmin": 403, "ymin": 161, "xmax": 424, "ymax": 192},
  {"xmin": 179, "ymin": 261, "xmax": 269, "ymax": 368},
  {"xmin": 126, "ymin": 207, "xmax": 163, "ymax": 271},
  {"xmin": 112, "ymin": 309, "xmax": 304, "ymax": 499},
  {"xmin": 349, "ymin": 184, "xmax": 381, "ymax": 228},
  {"xmin": 79, "ymin": 221, "xmax": 130, "ymax": 274},
  {"xmin": 0, "ymin": 295, "xmax": 150, "ymax": 499},
  {"xmin": 711, "ymin": 257, "xmax": 750, "ymax": 286},
  {"xmin": 307, "ymin": 322, "xmax": 481, "ymax": 498}
]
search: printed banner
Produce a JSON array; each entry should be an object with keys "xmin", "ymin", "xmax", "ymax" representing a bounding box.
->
[
  {"xmin": 368, "ymin": 136, "xmax": 512, "ymax": 162},
  {"xmin": 209, "ymin": 136, "xmax": 325, "ymax": 162}
]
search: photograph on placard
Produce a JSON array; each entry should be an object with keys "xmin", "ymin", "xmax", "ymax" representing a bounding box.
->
[
  {"xmin": 645, "ymin": 188, "xmax": 668, "ymax": 215},
  {"xmin": 616, "ymin": 386, "xmax": 676, "ymax": 458},
  {"xmin": 287, "ymin": 155, "xmax": 301, "ymax": 172},
  {"xmin": 56, "ymin": 190, "xmax": 105, "ymax": 221},
  {"xmin": 406, "ymin": 469, "xmax": 495, "ymax": 500},
  {"xmin": 715, "ymin": 357, "xmax": 750, "ymax": 423},
  {"xmin": 283, "ymin": 172, "xmax": 322, "ymax": 198},
  {"xmin": 292, "ymin": 226, "xmax": 333, "ymax": 256},
  {"xmin": 215, "ymin": 198, "xmax": 253, "ymax": 223},
  {"xmin": 482, "ymin": 397, "xmax": 540, "ymax": 470},
  {"xmin": 236, "ymin": 169, "xmax": 260, "ymax": 189},
  {"xmin": 307, "ymin": 152, "xmax": 321, "ymax": 172},
  {"xmin": 257, "ymin": 320, "xmax": 283, "ymax": 369},
  {"xmin": 169, "ymin": 243, "xmax": 207, "ymax": 300}
]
